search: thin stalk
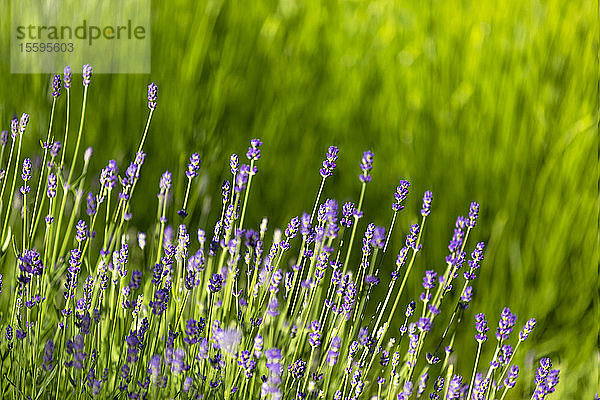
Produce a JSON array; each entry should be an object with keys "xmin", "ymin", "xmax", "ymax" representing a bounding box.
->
[
  {"xmin": 52, "ymin": 85, "xmax": 89, "ymax": 266},
  {"xmin": 237, "ymin": 159, "xmax": 255, "ymax": 230},
  {"xmin": 1, "ymin": 130, "xmax": 24, "ymax": 241},
  {"xmin": 60, "ymin": 88, "xmax": 70, "ymax": 169},
  {"xmin": 467, "ymin": 342, "xmax": 483, "ymax": 400},
  {"xmin": 342, "ymin": 182, "xmax": 366, "ymax": 273},
  {"xmin": 29, "ymin": 98, "xmax": 56, "ymax": 239}
]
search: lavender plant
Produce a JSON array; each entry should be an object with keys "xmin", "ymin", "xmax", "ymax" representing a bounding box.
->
[{"xmin": 0, "ymin": 66, "xmax": 561, "ymax": 400}]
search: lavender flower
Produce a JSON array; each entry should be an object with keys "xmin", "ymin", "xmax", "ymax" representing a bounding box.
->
[
  {"xmin": 208, "ymin": 273, "xmax": 223, "ymax": 293},
  {"xmin": 532, "ymin": 358, "xmax": 560, "ymax": 400},
  {"xmin": 371, "ymin": 226, "xmax": 386, "ymax": 249},
  {"xmin": 417, "ymin": 317, "xmax": 432, "ymax": 332},
  {"xmin": 446, "ymin": 375, "xmax": 462, "ymax": 399},
  {"xmin": 0, "ymin": 131, "xmax": 7, "ymax": 146},
  {"xmin": 417, "ymin": 372, "xmax": 428, "ymax": 397},
  {"xmin": 41, "ymin": 339, "xmax": 55, "ymax": 371},
  {"xmin": 214, "ymin": 328, "xmax": 242, "ymax": 355},
  {"xmin": 82, "ymin": 64, "xmax": 92, "ymax": 86},
  {"xmin": 392, "ymin": 180, "xmax": 410, "ymax": 211},
  {"xmin": 186, "ymin": 153, "xmax": 201, "ymax": 179},
  {"xmin": 76, "ymin": 220, "xmax": 88, "ymax": 243},
  {"xmin": 52, "ymin": 74, "xmax": 61, "ymax": 98},
  {"xmin": 10, "ymin": 117, "xmax": 18, "ymax": 139},
  {"xmin": 423, "ymin": 270, "xmax": 437, "ymax": 290},
  {"xmin": 504, "ymin": 365, "xmax": 519, "ymax": 388},
  {"xmin": 64, "ymin": 66, "xmax": 72, "ymax": 88},
  {"xmin": 288, "ymin": 359, "xmax": 306, "ymax": 380},
  {"xmin": 86, "ymin": 192, "xmax": 97, "ymax": 216},
  {"xmin": 20, "ymin": 158, "xmax": 32, "ymax": 194},
  {"xmin": 100, "ymin": 160, "xmax": 118, "ymax": 190},
  {"xmin": 421, "ymin": 190, "xmax": 433, "ymax": 216},
  {"xmin": 147, "ymin": 82, "xmax": 157, "ymax": 110},
  {"xmin": 471, "ymin": 374, "xmax": 489, "ymax": 400},
  {"xmin": 496, "ymin": 307, "xmax": 517, "ymax": 341},
  {"xmin": 406, "ymin": 224, "xmax": 420, "ymax": 250},
  {"xmin": 285, "ymin": 216, "xmax": 300, "ymax": 240},
  {"xmin": 246, "ymin": 138, "xmax": 262, "ymax": 161},
  {"xmin": 50, "ymin": 141, "xmax": 61, "ymax": 158},
  {"xmin": 468, "ymin": 201, "xmax": 479, "ymax": 228},
  {"xmin": 320, "ymin": 146, "xmax": 339, "ymax": 178},
  {"xmin": 475, "ymin": 313, "xmax": 489, "ymax": 343},
  {"xmin": 397, "ymin": 381, "xmax": 413, "ymax": 400},
  {"xmin": 359, "ymin": 150, "xmax": 374, "ymax": 183},
  {"xmin": 519, "ymin": 318, "xmax": 536, "ymax": 341}
]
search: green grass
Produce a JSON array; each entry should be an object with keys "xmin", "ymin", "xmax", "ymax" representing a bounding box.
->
[{"xmin": 0, "ymin": 0, "xmax": 597, "ymax": 397}]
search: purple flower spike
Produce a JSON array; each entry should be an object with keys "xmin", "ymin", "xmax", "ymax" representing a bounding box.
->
[
  {"xmin": 519, "ymin": 318, "xmax": 536, "ymax": 341},
  {"xmin": 405, "ymin": 224, "xmax": 420, "ymax": 250},
  {"xmin": 468, "ymin": 201, "xmax": 479, "ymax": 228},
  {"xmin": 19, "ymin": 113, "xmax": 30, "ymax": 134},
  {"xmin": 359, "ymin": 150, "xmax": 374, "ymax": 183},
  {"xmin": 20, "ymin": 158, "xmax": 32, "ymax": 195},
  {"xmin": 285, "ymin": 216, "xmax": 300, "ymax": 240},
  {"xmin": 86, "ymin": 192, "xmax": 97, "ymax": 216},
  {"xmin": 52, "ymin": 74, "xmax": 61, "ymax": 98},
  {"xmin": 230, "ymin": 154, "xmax": 239, "ymax": 175},
  {"xmin": 460, "ymin": 286, "xmax": 473, "ymax": 308},
  {"xmin": 50, "ymin": 141, "xmax": 61, "ymax": 158},
  {"xmin": 475, "ymin": 313, "xmax": 488, "ymax": 343},
  {"xmin": 76, "ymin": 220, "xmax": 88, "ymax": 243},
  {"xmin": 100, "ymin": 160, "xmax": 118, "ymax": 190},
  {"xmin": 422, "ymin": 270, "xmax": 437, "ymax": 290},
  {"xmin": 208, "ymin": 273, "xmax": 223, "ymax": 293},
  {"xmin": 446, "ymin": 375, "xmax": 462, "ymax": 399},
  {"xmin": 147, "ymin": 82, "xmax": 157, "ymax": 110},
  {"xmin": 159, "ymin": 170, "xmax": 172, "ymax": 195},
  {"xmin": 288, "ymin": 359, "xmax": 306, "ymax": 380},
  {"xmin": 319, "ymin": 146, "xmax": 339, "ymax": 178},
  {"xmin": 405, "ymin": 301, "xmax": 416, "ymax": 317},
  {"xmin": 421, "ymin": 190, "xmax": 433, "ymax": 217},
  {"xmin": 397, "ymin": 381, "xmax": 413, "ymax": 400},
  {"xmin": 246, "ymin": 138, "xmax": 262, "ymax": 161},
  {"xmin": 0, "ymin": 131, "xmax": 7, "ymax": 146},
  {"xmin": 340, "ymin": 202, "xmax": 355, "ymax": 228},
  {"xmin": 10, "ymin": 117, "xmax": 18, "ymax": 139},
  {"xmin": 64, "ymin": 66, "xmax": 72, "ymax": 89},
  {"xmin": 42, "ymin": 339, "xmax": 55, "ymax": 371},
  {"xmin": 532, "ymin": 358, "xmax": 560, "ymax": 399},
  {"xmin": 21, "ymin": 158, "xmax": 32, "ymax": 182},
  {"xmin": 82, "ymin": 64, "xmax": 92, "ymax": 86},
  {"xmin": 186, "ymin": 153, "xmax": 201, "ymax": 179},
  {"xmin": 392, "ymin": 180, "xmax": 410, "ymax": 211},
  {"xmin": 417, "ymin": 317, "xmax": 432, "ymax": 332},
  {"xmin": 370, "ymin": 226, "xmax": 386, "ymax": 249},
  {"xmin": 504, "ymin": 365, "xmax": 519, "ymax": 388},
  {"xmin": 496, "ymin": 307, "xmax": 517, "ymax": 341}
]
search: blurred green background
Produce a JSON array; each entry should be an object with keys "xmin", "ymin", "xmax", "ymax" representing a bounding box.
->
[{"xmin": 0, "ymin": 0, "xmax": 597, "ymax": 397}]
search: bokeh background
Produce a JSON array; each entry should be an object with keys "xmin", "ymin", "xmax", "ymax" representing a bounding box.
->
[{"xmin": 0, "ymin": 0, "xmax": 597, "ymax": 397}]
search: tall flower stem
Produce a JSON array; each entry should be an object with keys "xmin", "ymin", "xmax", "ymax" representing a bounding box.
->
[
  {"xmin": 29, "ymin": 98, "xmax": 56, "ymax": 240},
  {"xmin": 1, "ymin": 129, "xmax": 24, "ymax": 241},
  {"xmin": 52, "ymin": 85, "xmax": 89, "ymax": 266},
  {"xmin": 467, "ymin": 342, "xmax": 483, "ymax": 399},
  {"xmin": 237, "ymin": 159, "xmax": 255, "ymax": 231},
  {"xmin": 343, "ymin": 181, "xmax": 366, "ymax": 273}
]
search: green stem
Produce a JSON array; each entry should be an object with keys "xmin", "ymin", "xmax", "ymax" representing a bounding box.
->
[
  {"xmin": 342, "ymin": 182, "xmax": 366, "ymax": 274},
  {"xmin": 52, "ymin": 85, "xmax": 89, "ymax": 266}
]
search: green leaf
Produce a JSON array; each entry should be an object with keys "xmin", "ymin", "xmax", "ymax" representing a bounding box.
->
[
  {"xmin": 1, "ymin": 226, "xmax": 11, "ymax": 254},
  {"xmin": 34, "ymin": 366, "xmax": 58, "ymax": 400}
]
